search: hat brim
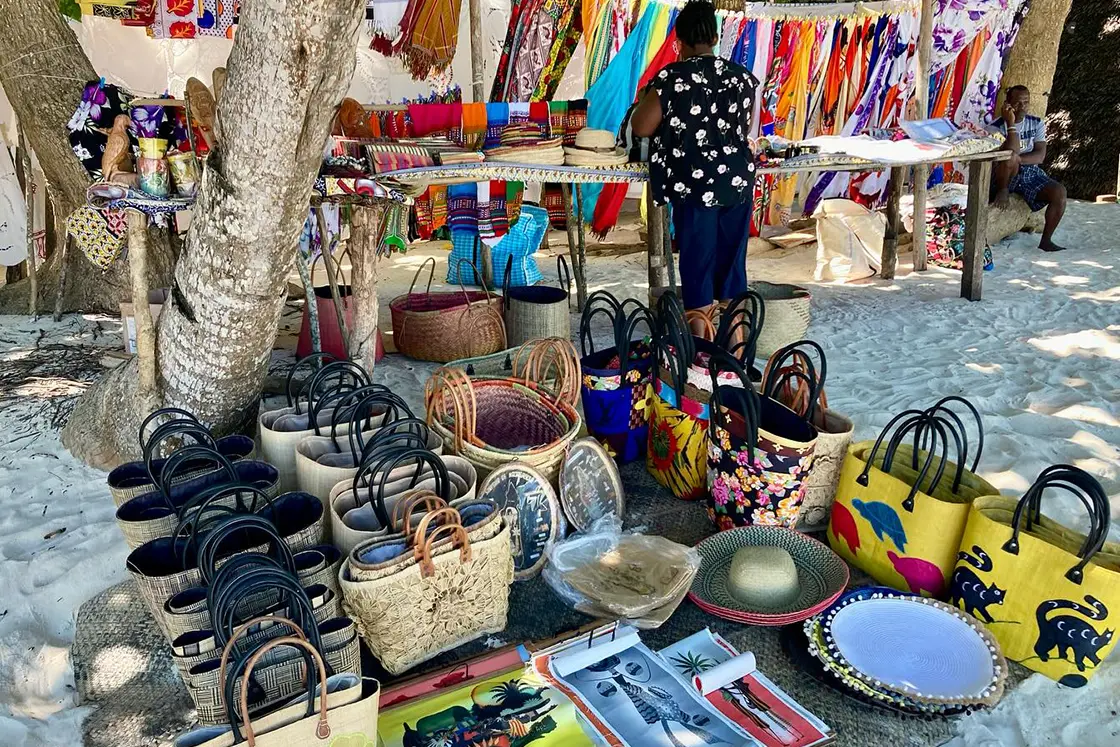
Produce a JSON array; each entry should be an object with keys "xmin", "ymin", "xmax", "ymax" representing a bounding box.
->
[
  {"xmin": 563, "ymin": 149, "xmax": 629, "ymax": 167},
  {"xmin": 689, "ymin": 526, "xmax": 848, "ymax": 621}
]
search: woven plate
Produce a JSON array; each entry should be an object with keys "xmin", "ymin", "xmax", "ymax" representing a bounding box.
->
[
  {"xmin": 559, "ymin": 438, "xmax": 625, "ymax": 531},
  {"xmin": 688, "ymin": 527, "xmax": 848, "ymax": 621},
  {"xmin": 821, "ymin": 589, "xmax": 1006, "ymax": 708},
  {"xmin": 478, "ymin": 462, "xmax": 564, "ymax": 580}
]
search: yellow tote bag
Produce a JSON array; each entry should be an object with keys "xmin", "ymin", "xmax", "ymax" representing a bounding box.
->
[
  {"xmin": 949, "ymin": 466, "xmax": 1120, "ymax": 687},
  {"xmin": 828, "ymin": 400, "xmax": 999, "ymax": 598}
]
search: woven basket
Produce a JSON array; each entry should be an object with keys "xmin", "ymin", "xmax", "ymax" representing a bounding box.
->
[
  {"xmin": 503, "ymin": 255, "xmax": 572, "ymax": 348},
  {"xmin": 108, "ymin": 434, "xmax": 257, "ymax": 507},
  {"xmin": 390, "ymin": 257, "xmax": 506, "ymax": 363},
  {"xmin": 751, "ymin": 282, "xmax": 812, "ymax": 359},
  {"xmin": 339, "ymin": 518, "xmax": 513, "ymax": 675},
  {"xmin": 425, "ymin": 367, "xmax": 582, "ymax": 485}
]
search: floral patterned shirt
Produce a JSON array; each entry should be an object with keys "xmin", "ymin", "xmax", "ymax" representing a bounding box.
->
[{"xmin": 649, "ymin": 55, "xmax": 758, "ymax": 207}]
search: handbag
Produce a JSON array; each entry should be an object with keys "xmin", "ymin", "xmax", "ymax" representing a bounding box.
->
[
  {"xmin": 646, "ymin": 293, "xmax": 711, "ymax": 499},
  {"xmin": 578, "ymin": 291, "xmax": 655, "ymax": 463},
  {"xmin": 706, "ymin": 350, "xmax": 819, "ymax": 529},
  {"xmin": 174, "ymin": 634, "xmax": 377, "ymax": 747},
  {"xmin": 502, "ymin": 254, "xmax": 571, "ymax": 347},
  {"xmin": 828, "ymin": 397, "xmax": 1000, "ymax": 599},
  {"xmin": 295, "ymin": 247, "xmax": 385, "ymax": 364},
  {"xmin": 259, "ymin": 358, "xmax": 373, "ymax": 491},
  {"xmin": 950, "ymin": 466, "xmax": 1120, "ymax": 687},
  {"xmin": 339, "ymin": 511, "xmax": 513, "ymax": 675},
  {"xmin": 293, "ymin": 387, "xmax": 412, "ymax": 501},
  {"xmin": 761, "ymin": 341, "xmax": 853, "ymax": 530}
]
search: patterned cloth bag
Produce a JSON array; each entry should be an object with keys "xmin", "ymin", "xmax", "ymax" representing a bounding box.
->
[
  {"xmin": 828, "ymin": 397, "xmax": 1000, "ymax": 599},
  {"xmin": 487, "ymin": 204, "xmax": 547, "ymax": 287},
  {"xmin": 579, "ymin": 291, "xmax": 654, "ymax": 463},
  {"xmin": 706, "ymin": 351, "xmax": 818, "ymax": 529},
  {"xmin": 951, "ymin": 466, "xmax": 1120, "ymax": 688},
  {"xmin": 67, "ymin": 205, "xmax": 128, "ymax": 269}
]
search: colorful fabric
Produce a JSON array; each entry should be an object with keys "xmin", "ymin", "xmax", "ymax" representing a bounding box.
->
[
  {"xmin": 507, "ymin": 181, "xmax": 524, "ymax": 224},
  {"xmin": 581, "ymin": 344, "xmax": 653, "ymax": 463},
  {"xmin": 447, "ymin": 182, "xmax": 478, "ymax": 231},
  {"xmin": 564, "ymin": 99, "xmax": 587, "ymax": 146},
  {"xmin": 490, "ymin": 180, "xmax": 509, "ymax": 237},
  {"xmin": 529, "ymin": 102, "xmax": 551, "ymax": 136},
  {"xmin": 447, "ymin": 227, "xmax": 483, "ymax": 284},
  {"xmin": 396, "ymin": 0, "xmax": 463, "ymax": 79},
  {"xmin": 485, "ymin": 103, "xmax": 509, "ymax": 149},
  {"xmin": 542, "ymin": 184, "xmax": 567, "ymax": 229},
  {"xmin": 461, "ymin": 102, "xmax": 487, "ymax": 150},
  {"xmin": 150, "ymin": 0, "xmax": 200, "ymax": 39},
  {"xmin": 365, "ymin": 144, "xmax": 433, "ymax": 174},
  {"xmin": 430, "ymin": 185, "xmax": 448, "ymax": 231},
  {"xmin": 534, "ymin": 7, "xmax": 584, "ymax": 101},
  {"xmin": 548, "ymin": 101, "xmax": 568, "ymax": 140},
  {"xmin": 647, "ymin": 386, "xmax": 709, "ymax": 501},
  {"xmin": 407, "ymin": 102, "xmax": 460, "ymax": 137},
  {"xmin": 1003, "ymin": 163, "xmax": 1053, "ymax": 212},
  {"xmin": 368, "ymin": 0, "xmax": 410, "ymax": 48},
  {"xmin": 490, "ymin": 0, "xmax": 534, "ymax": 101},
  {"xmin": 414, "ymin": 188, "xmax": 433, "ymax": 239},
  {"xmin": 506, "ymin": 0, "xmax": 569, "ymax": 102},
  {"xmin": 198, "ymin": 0, "xmax": 235, "ymax": 38},
  {"xmin": 67, "ymin": 205, "xmax": 127, "ymax": 269},
  {"xmin": 489, "ymin": 204, "xmax": 547, "ymax": 288},
  {"xmin": 68, "ymin": 80, "xmax": 131, "ymax": 180},
  {"xmin": 476, "ymin": 181, "xmax": 493, "ymax": 239}
]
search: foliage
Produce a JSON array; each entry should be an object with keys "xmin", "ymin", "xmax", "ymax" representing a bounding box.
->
[
  {"xmin": 57, "ymin": 0, "xmax": 81, "ymax": 22},
  {"xmin": 490, "ymin": 679, "xmax": 535, "ymax": 709},
  {"xmin": 1046, "ymin": 1, "xmax": 1120, "ymax": 199}
]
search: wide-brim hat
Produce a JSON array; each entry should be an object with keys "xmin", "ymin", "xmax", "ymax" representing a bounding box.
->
[
  {"xmin": 688, "ymin": 526, "xmax": 848, "ymax": 625},
  {"xmin": 563, "ymin": 148, "xmax": 629, "ymax": 167}
]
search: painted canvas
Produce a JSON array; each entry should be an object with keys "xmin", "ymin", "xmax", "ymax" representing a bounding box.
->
[
  {"xmin": 546, "ymin": 642, "xmax": 750, "ymax": 747},
  {"xmin": 478, "ymin": 463, "xmax": 563, "ymax": 579},
  {"xmin": 659, "ymin": 630, "xmax": 833, "ymax": 747},
  {"xmin": 379, "ymin": 667, "xmax": 597, "ymax": 747},
  {"xmin": 560, "ymin": 438, "xmax": 625, "ymax": 532}
]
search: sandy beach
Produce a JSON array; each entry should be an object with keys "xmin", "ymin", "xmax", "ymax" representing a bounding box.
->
[{"xmin": 0, "ymin": 199, "xmax": 1117, "ymax": 746}]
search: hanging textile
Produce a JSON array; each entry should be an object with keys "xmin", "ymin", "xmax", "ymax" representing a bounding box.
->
[
  {"xmin": 491, "ymin": 180, "xmax": 510, "ymax": 236},
  {"xmin": 368, "ymin": 0, "xmax": 410, "ymax": 53},
  {"xmin": 534, "ymin": 10, "xmax": 584, "ymax": 101},
  {"xmin": 491, "ymin": 0, "xmax": 536, "ymax": 101},
  {"xmin": 394, "ymin": 0, "xmax": 463, "ymax": 79}
]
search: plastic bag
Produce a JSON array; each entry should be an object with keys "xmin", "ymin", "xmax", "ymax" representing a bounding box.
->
[{"xmin": 543, "ymin": 515, "xmax": 700, "ymax": 625}]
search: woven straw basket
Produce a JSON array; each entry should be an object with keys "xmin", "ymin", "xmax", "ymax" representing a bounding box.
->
[
  {"xmin": 424, "ymin": 360, "xmax": 581, "ymax": 485},
  {"xmin": 503, "ymin": 255, "xmax": 572, "ymax": 348},
  {"xmin": 339, "ymin": 517, "xmax": 513, "ymax": 675},
  {"xmin": 751, "ymin": 282, "xmax": 812, "ymax": 359},
  {"xmin": 390, "ymin": 257, "xmax": 506, "ymax": 363}
]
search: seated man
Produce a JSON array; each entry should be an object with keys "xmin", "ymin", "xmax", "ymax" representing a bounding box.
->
[{"xmin": 989, "ymin": 85, "xmax": 1067, "ymax": 252}]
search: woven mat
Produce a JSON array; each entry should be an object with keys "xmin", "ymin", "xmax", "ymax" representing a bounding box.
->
[{"xmin": 72, "ymin": 461, "xmax": 1028, "ymax": 747}]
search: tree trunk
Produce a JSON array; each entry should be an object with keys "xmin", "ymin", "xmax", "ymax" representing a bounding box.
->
[
  {"xmin": 348, "ymin": 204, "xmax": 386, "ymax": 374},
  {"xmin": 62, "ymin": 0, "xmax": 366, "ymax": 469},
  {"xmin": 0, "ymin": 0, "xmax": 176, "ymax": 313},
  {"xmin": 1000, "ymin": 0, "xmax": 1074, "ymax": 117}
]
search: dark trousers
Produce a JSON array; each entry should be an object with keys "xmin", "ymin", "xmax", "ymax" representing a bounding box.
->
[{"xmin": 671, "ymin": 202, "xmax": 751, "ymax": 309}]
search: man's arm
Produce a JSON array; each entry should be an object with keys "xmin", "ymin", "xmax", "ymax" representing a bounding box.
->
[
  {"xmin": 630, "ymin": 89, "xmax": 662, "ymax": 138},
  {"xmin": 1020, "ymin": 139, "xmax": 1046, "ymax": 165}
]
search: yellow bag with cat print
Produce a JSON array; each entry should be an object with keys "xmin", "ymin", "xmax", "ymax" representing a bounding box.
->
[
  {"xmin": 828, "ymin": 399, "xmax": 999, "ymax": 598},
  {"xmin": 950, "ymin": 466, "xmax": 1120, "ymax": 687}
]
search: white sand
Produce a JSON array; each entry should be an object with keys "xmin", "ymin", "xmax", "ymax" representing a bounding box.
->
[{"xmin": 1, "ymin": 200, "xmax": 1118, "ymax": 745}]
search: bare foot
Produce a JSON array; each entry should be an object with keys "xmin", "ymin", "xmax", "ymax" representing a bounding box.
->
[
  {"xmin": 994, "ymin": 189, "xmax": 1011, "ymax": 209},
  {"xmin": 1040, "ymin": 238, "xmax": 1067, "ymax": 252}
]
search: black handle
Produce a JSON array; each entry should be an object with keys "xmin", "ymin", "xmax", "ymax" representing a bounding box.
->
[
  {"xmin": 342, "ymin": 390, "xmax": 412, "ymax": 455},
  {"xmin": 872, "ymin": 411, "xmax": 953, "ymax": 511},
  {"xmin": 324, "ymin": 384, "xmax": 389, "ymax": 445},
  {"xmin": 157, "ymin": 446, "xmax": 238, "ymax": 505},
  {"xmin": 138, "ymin": 407, "xmax": 202, "ymax": 451},
  {"xmin": 142, "ymin": 421, "xmax": 217, "ymax": 486},
  {"xmin": 617, "ymin": 305, "xmax": 654, "ymax": 378},
  {"xmin": 367, "ymin": 447, "xmax": 450, "ymax": 529},
  {"xmin": 857, "ymin": 409, "xmax": 946, "ymax": 512},
  {"xmin": 306, "ymin": 384, "xmax": 365, "ymax": 437},
  {"xmin": 300, "ymin": 360, "xmax": 371, "ymax": 415},
  {"xmin": 917, "ymin": 396, "xmax": 984, "ymax": 492},
  {"xmin": 356, "ymin": 418, "xmax": 430, "ymax": 465},
  {"xmin": 194, "ymin": 512, "xmax": 294, "ymax": 586},
  {"xmin": 655, "ymin": 292, "xmax": 694, "ymax": 401},
  {"xmin": 503, "ymin": 255, "xmax": 513, "ymax": 310},
  {"xmin": 717, "ymin": 290, "xmax": 766, "ymax": 363},
  {"xmin": 579, "ymin": 290, "xmax": 623, "ymax": 357},
  {"xmin": 1004, "ymin": 465, "xmax": 1110, "ymax": 583},
  {"xmin": 285, "ymin": 352, "xmax": 339, "ymax": 408},
  {"xmin": 707, "ymin": 349, "xmax": 760, "ymax": 464},
  {"xmin": 557, "ymin": 255, "xmax": 573, "ymax": 308},
  {"xmin": 210, "ymin": 563, "xmax": 318, "ymax": 647}
]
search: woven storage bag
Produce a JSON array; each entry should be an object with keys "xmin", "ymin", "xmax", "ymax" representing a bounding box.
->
[
  {"xmin": 390, "ymin": 257, "xmax": 506, "ymax": 363},
  {"xmin": 339, "ymin": 518, "xmax": 513, "ymax": 675},
  {"xmin": 761, "ymin": 341, "xmax": 853, "ymax": 531},
  {"xmin": 502, "ymin": 255, "xmax": 572, "ymax": 347},
  {"xmin": 109, "ymin": 430, "xmax": 257, "ymax": 507},
  {"xmin": 750, "ymin": 281, "xmax": 811, "ymax": 359},
  {"xmin": 425, "ymin": 367, "xmax": 581, "ymax": 485}
]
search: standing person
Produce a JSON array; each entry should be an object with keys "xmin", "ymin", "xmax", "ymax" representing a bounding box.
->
[
  {"xmin": 989, "ymin": 85, "xmax": 1067, "ymax": 252},
  {"xmin": 630, "ymin": 0, "xmax": 758, "ymax": 335}
]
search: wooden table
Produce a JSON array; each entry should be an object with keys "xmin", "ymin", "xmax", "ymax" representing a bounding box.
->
[{"xmin": 754, "ymin": 149, "xmax": 1011, "ymax": 301}]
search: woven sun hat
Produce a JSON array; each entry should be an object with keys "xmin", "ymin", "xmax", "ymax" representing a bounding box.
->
[
  {"xmin": 689, "ymin": 526, "xmax": 848, "ymax": 625},
  {"xmin": 564, "ymin": 128, "xmax": 628, "ymax": 166}
]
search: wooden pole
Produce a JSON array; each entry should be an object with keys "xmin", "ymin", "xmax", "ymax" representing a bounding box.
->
[
  {"xmin": 573, "ymin": 184, "xmax": 589, "ymax": 311},
  {"xmin": 126, "ymin": 210, "xmax": 158, "ymax": 406},
  {"xmin": 53, "ymin": 235, "xmax": 70, "ymax": 321},
  {"xmin": 19, "ymin": 127, "xmax": 37, "ymax": 316},
  {"xmin": 646, "ymin": 188, "xmax": 669, "ymax": 289},
  {"xmin": 912, "ymin": 0, "xmax": 935, "ymax": 272},
  {"xmin": 560, "ymin": 184, "xmax": 586, "ymax": 309},
  {"xmin": 961, "ymin": 161, "xmax": 992, "ymax": 301},
  {"xmin": 661, "ymin": 205, "xmax": 676, "ymax": 294},
  {"xmin": 296, "ymin": 244, "xmax": 321, "ymax": 355},
  {"xmin": 880, "ymin": 166, "xmax": 905, "ymax": 279},
  {"xmin": 348, "ymin": 204, "xmax": 388, "ymax": 374},
  {"xmin": 468, "ymin": 0, "xmax": 486, "ymax": 102},
  {"xmin": 315, "ymin": 207, "xmax": 351, "ymax": 353}
]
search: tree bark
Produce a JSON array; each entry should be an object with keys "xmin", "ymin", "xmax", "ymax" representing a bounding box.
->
[
  {"xmin": 62, "ymin": 0, "xmax": 367, "ymax": 469},
  {"xmin": 0, "ymin": 0, "xmax": 176, "ymax": 313},
  {"xmin": 348, "ymin": 204, "xmax": 386, "ymax": 374},
  {"xmin": 1000, "ymin": 0, "xmax": 1074, "ymax": 117}
]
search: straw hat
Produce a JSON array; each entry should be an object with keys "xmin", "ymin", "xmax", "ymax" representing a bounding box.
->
[
  {"xmin": 688, "ymin": 526, "xmax": 848, "ymax": 625},
  {"xmin": 564, "ymin": 128, "xmax": 628, "ymax": 167},
  {"xmin": 486, "ymin": 138, "xmax": 566, "ymax": 165}
]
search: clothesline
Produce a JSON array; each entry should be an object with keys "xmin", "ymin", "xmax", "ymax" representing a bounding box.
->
[{"xmin": 730, "ymin": 0, "xmax": 919, "ymax": 19}]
